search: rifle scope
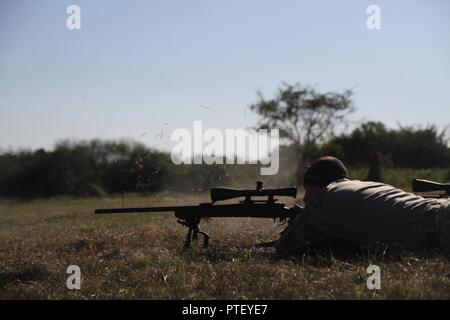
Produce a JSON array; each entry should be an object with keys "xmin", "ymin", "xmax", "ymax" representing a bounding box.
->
[{"xmin": 210, "ymin": 182, "xmax": 297, "ymax": 202}]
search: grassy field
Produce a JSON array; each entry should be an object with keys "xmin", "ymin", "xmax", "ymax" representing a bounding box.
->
[{"xmin": 1, "ymin": 186, "xmax": 450, "ymax": 299}]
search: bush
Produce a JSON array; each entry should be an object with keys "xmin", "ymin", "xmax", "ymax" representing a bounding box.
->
[
  {"xmin": 323, "ymin": 122, "xmax": 450, "ymax": 168},
  {"xmin": 0, "ymin": 139, "xmax": 231, "ymax": 198}
]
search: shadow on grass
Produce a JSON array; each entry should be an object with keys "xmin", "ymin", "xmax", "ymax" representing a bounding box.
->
[
  {"xmin": 178, "ymin": 240, "xmax": 448, "ymax": 266},
  {"xmin": 0, "ymin": 264, "xmax": 49, "ymax": 287},
  {"xmin": 278, "ymin": 240, "xmax": 448, "ymax": 266}
]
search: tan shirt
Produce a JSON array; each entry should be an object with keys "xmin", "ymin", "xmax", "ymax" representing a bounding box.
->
[{"xmin": 297, "ymin": 179, "xmax": 444, "ymax": 249}]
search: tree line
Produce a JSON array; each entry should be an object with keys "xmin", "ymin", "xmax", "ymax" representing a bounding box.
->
[
  {"xmin": 0, "ymin": 140, "xmax": 228, "ymax": 198},
  {"xmin": 317, "ymin": 121, "xmax": 450, "ymax": 168},
  {"xmin": 1, "ymin": 82, "xmax": 448, "ymax": 198},
  {"xmin": 0, "ymin": 121, "xmax": 448, "ymax": 198}
]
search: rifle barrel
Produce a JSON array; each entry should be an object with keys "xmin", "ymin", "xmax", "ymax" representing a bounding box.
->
[
  {"xmin": 95, "ymin": 206, "xmax": 186, "ymax": 214},
  {"xmin": 94, "ymin": 202, "xmax": 296, "ymax": 219}
]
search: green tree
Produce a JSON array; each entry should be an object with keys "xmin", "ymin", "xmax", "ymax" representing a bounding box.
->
[{"xmin": 250, "ymin": 83, "xmax": 354, "ymax": 182}]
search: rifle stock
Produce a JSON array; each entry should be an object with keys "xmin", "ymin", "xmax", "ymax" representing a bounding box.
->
[{"xmin": 412, "ymin": 178, "xmax": 450, "ymax": 196}]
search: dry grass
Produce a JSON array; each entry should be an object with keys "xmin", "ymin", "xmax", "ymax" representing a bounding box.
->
[{"xmin": 0, "ymin": 193, "xmax": 449, "ymax": 300}]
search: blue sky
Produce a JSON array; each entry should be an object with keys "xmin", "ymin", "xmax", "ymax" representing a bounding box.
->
[{"xmin": 0, "ymin": 0, "xmax": 449, "ymax": 152}]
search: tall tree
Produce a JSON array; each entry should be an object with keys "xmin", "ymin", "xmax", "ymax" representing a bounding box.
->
[{"xmin": 250, "ymin": 83, "xmax": 354, "ymax": 182}]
